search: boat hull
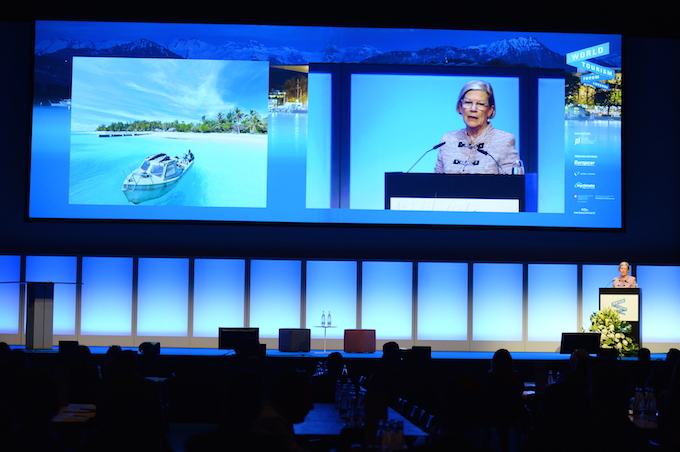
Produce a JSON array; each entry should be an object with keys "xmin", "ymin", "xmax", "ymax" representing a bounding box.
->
[
  {"xmin": 122, "ymin": 152, "xmax": 194, "ymax": 204},
  {"xmin": 122, "ymin": 178, "xmax": 182, "ymax": 204}
]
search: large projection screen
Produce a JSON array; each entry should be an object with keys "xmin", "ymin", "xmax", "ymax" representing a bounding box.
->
[{"xmin": 30, "ymin": 21, "xmax": 622, "ymax": 228}]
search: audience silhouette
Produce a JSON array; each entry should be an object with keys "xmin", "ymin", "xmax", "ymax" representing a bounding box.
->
[
  {"xmin": 251, "ymin": 368, "xmax": 314, "ymax": 452},
  {"xmin": 233, "ymin": 338, "xmax": 277, "ymax": 400},
  {"xmin": 2, "ymin": 343, "xmax": 678, "ymax": 452},
  {"xmin": 310, "ymin": 351, "xmax": 345, "ymax": 403},
  {"xmin": 90, "ymin": 350, "xmax": 171, "ymax": 452},
  {"xmin": 631, "ymin": 347, "xmax": 653, "ymax": 390},
  {"xmin": 647, "ymin": 348, "xmax": 680, "ymax": 402},
  {"xmin": 419, "ymin": 370, "xmax": 491, "ymax": 451},
  {"xmin": 483, "ymin": 349, "xmax": 526, "ymax": 452},
  {"xmin": 1, "ymin": 364, "xmax": 72, "ymax": 451},
  {"xmin": 185, "ymin": 369, "xmax": 287, "ymax": 452}
]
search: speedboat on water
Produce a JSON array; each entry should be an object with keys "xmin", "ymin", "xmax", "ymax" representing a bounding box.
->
[{"xmin": 122, "ymin": 151, "xmax": 195, "ymax": 204}]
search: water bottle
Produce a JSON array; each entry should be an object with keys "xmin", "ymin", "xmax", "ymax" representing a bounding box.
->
[
  {"xmin": 355, "ymin": 392, "xmax": 366, "ymax": 427},
  {"xmin": 393, "ymin": 421, "xmax": 405, "ymax": 451},
  {"xmin": 512, "ymin": 159, "xmax": 525, "ymax": 175},
  {"xmin": 375, "ymin": 420, "xmax": 386, "ymax": 450},
  {"xmin": 335, "ymin": 379, "xmax": 343, "ymax": 409},
  {"xmin": 547, "ymin": 370, "xmax": 555, "ymax": 386},
  {"xmin": 633, "ymin": 388, "xmax": 646, "ymax": 418},
  {"xmin": 645, "ymin": 387, "xmax": 657, "ymax": 421},
  {"xmin": 315, "ymin": 360, "xmax": 325, "ymax": 376},
  {"xmin": 321, "ymin": 311, "xmax": 326, "ymax": 326},
  {"xmin": 327, "ymin": 311, "xmax": 332, "ymax": 326}
]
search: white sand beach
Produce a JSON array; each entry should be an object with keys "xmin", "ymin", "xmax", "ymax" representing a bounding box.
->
[{"xmin": 91, "ymin": 131, "xmax": 267, "ymax": 145}]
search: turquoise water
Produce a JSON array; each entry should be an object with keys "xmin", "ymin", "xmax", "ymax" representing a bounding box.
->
[
  {"xmin": 31, "ymin": 105, "xmax": 621, "ymax": 227},
  {"xmin": 69, "ymin": 131, "xmax": 268, "ymax": 207},
  {"xmin": 30, "ymin": 106, "xmax": 308, "ymax": 220}
]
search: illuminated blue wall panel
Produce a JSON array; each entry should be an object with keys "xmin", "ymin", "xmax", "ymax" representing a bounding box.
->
[
  {"xmin": 137, "ymin": 258, "xmax": 189, "ymax": 337},
  {"xmin": 528, "ymin": 264, "xmax": 577, "ymax": 341},
  {"xmin": 472, "ymin": 263, "xmax": 523, "ymax": 341},
  {"xmin": 250, "ymin": 260, "xmax": 301, "ymax": 338},
  {"xmin": 306, "ymin": 260, "xmax": 357, "ymax": 339},
  {"xmin": 582, "ymin": 264, "xmax": 619, "ymax": 329},
  {"xmin": 81, "ymin": 257, "xmax": 133, "ymax": 335},
  {"xmin": 637, "ymin": 265, "xmax": 680, "ymax": 343},
  {"xmin": 417, "ymin": 262, "xmax": 468, "ymax": 341},
  {"xmin": 25, "ymin": 255, "xmax": 77, "ymax": 335},
  {"xmin": 362, "ymin": 261, "xmax": 412, "ymax": 340},
  {"xmin": 537, "ymin": 78, "xmax": 566, "ymax": 213},
  {"xmin": 0, "ymin": 255, "xmax": 21, "ymax": 334},
  {"xmin": 193, "ymin": 259, "xmax": 245, "ymax": 337},
  {"xmin": 306, "ymin": 73, "xmax": 332, "ymax": 209}
]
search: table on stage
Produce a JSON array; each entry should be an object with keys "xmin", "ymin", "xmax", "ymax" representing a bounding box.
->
[{"xmin": 314, "ymin": 325, "xmax": 337, "ymax": 354}]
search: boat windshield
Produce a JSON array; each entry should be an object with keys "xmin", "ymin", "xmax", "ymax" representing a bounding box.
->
[
  {"xmin": 141, "ymin": 161, "xmax": 151, "ymax": 171},
  {"xmin": 165, "ymin": 163, "xmax": 177, "ymax": 178},
  {"xmin": 150, "ymin": 164, "xmax": 164, "ymax": 176}
]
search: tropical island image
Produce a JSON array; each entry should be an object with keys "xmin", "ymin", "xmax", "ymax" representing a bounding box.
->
[
  {"xmin": 68, "ymin": 57, "xmax": 270, "ymax": 208},
  {"xmin": 95, "ymin": 108, "xmax": 268, "ymax": 135}
]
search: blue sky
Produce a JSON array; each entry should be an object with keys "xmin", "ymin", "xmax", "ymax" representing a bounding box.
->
[{"xmin": 70, "ymin": 57, "xmax": 269, "ymax": 132}]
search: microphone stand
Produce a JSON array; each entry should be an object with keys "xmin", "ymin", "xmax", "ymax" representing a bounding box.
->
[
  {"xmin": 406, "ymin": 142, "xmax": 445, "ymax": 173},
  {"xmin": 476, "ymin": 147, "xmax": 508, "ymax": 175}
]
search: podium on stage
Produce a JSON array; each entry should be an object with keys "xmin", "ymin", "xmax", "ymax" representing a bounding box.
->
[
  {"xmin": 1, "ymin": 281, "xmax": 79, "ymax": 349},
  {"xmin": 599, "ymin": 288, "xmax": 641, "ymax": 347},
  {"xmin": 26, "ymin": 282, "xmax": 55, "ymax": 349},
  {"xmin": 384, "ymin": 172, "xmax": 526, "ymax": 212}
]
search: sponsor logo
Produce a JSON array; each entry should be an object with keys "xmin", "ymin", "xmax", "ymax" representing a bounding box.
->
[
  {"xmin": 566, "ymin": 42, "xmax": 615, "ymax": 90},
  {"xmin": 574, "ymin": 160, "xmax": 595, "ymax": 166},
  {"xmin": 574, "ymin": 182, "xmax": 596, "ymax": 189},
  {"xmin": 567, "ymin": 43, "xmax": 610, "ymax": 63}
]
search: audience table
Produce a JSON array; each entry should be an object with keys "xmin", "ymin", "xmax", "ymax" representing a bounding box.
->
[{"xmin": 294, "ymin": 403, "xmax": 426, "ymax": 437}]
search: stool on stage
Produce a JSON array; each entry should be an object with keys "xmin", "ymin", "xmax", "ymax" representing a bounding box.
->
[
  {"xmin": 343, "ymin": 329, "xmax": 376, "ymax": 353},
  {"xmin": 278, "ymin": 328, "xmax": 311, "ymax": 352}
]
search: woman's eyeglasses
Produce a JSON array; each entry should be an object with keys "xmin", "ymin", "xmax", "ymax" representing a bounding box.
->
[{"xmin": 461, "ymin": 100, "xmax": 490, "ymax": 110}]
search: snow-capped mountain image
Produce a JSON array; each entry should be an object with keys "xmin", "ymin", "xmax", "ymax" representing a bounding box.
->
[
  {"xmin": 32, "ymin": 27, "xmax": 620, "ymax": 104},
  {"xmin": 39, "ymin": 38, "xmax": 182, "ymax": 59},
  {"xmin": 363, "ymin": 37, "xmax": 566, "ymax": 68},
  {"xmin": 33, "ymin": 34, "xmax": 582, "ymax": 69}
]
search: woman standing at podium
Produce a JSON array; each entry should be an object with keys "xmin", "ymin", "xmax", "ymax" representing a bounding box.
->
[
  {"xmin": 434, "ymin": 80, "xmax": 521, "ymax": 175},
  {"xmin": 612, "ymin": 261, "xmax": 638, "ymax": 288}
]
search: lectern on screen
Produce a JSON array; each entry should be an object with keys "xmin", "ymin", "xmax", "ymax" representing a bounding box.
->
[{"xmin": 385, "ymin": 172, "xmax": 528, "ymax": 212}]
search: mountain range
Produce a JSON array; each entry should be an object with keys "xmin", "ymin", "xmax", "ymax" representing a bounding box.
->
[
  {"xmin": 35, "ymin": 35, "xmax": 622, "ymax": 69},
  {"xmin": 33, "ymin": 35, "xmax": 620, "ymax": 102}
]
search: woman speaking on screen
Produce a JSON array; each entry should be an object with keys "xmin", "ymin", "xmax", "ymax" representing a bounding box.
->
[{"xmin": 434, "ymin": 80, "xmax": 521, "ymax": 175}]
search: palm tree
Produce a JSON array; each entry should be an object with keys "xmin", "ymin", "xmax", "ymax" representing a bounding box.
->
[
  {"xmin": 233, "ymin": 108, "xmax": 244, "ymax": 133},
  {"xmin": 246, "ymin": 110, "xmax": 262, "ymax": 133}
]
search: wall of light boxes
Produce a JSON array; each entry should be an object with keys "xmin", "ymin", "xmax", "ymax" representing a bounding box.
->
[{"xmin": 1, "ymin": 255, "xmax": 678, "ymax": 352}]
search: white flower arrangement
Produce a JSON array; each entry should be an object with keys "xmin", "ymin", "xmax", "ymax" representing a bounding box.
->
[{"xmin": 589, "ymin": 307, "xmax": 639, "ymax": 357}]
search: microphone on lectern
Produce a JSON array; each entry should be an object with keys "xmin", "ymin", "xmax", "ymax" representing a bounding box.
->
[
  {"xmin": 406, "ymin": 142, "xmax": 445, "ymax": 173},
  {"xmin": 474, "ymin": 144, "xmax": 508, "ymax": 175}
]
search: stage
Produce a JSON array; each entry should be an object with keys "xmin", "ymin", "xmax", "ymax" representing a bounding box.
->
[{"xmin": 10, "ymin": 344, "xmax": 666, "ymax": 361}]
